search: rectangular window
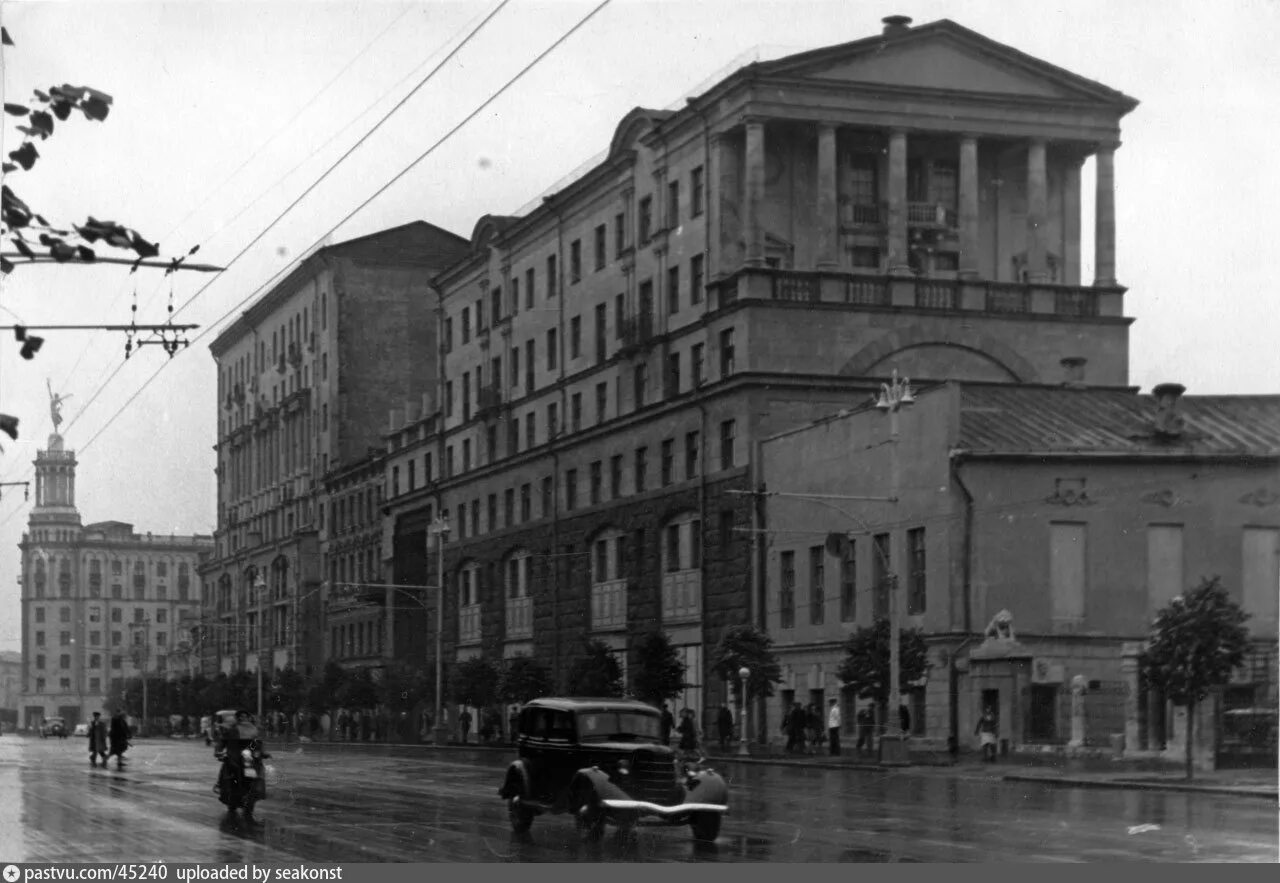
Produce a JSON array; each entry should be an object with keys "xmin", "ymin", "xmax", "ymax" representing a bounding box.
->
[
  {"xmin": 690, "ymin": 253, "xmax": 704, "ymax": 305},
  {"xmin": 666, "ymin": 179, "xmax": 679, "ymax": 229},
  {"xmin": 873, "ymin": 533, "xmax": 891, "ymax": 619},
  {"xmin": 638, "ymin": 196, "xmax": 652, "ymax": 244},
  {"xmin": 610, "ymin": 454, "xmax": 623, "ymax": 498},
  {"xmin": 1049, "ymin": 523, "xmax": 1087, "ymax": 627},
  {"xmin": 634, "ymin": 362, "xmax": 647, "ymax": 408},
  {"xmin": 462, "ymin": 371, "xmax": 471, "ymax": 421},
  {"xmin": 461, "ymin": 306, "xmax": 471, "ymax": 343},
  {"xmin": 565, "ymin": 469, "xmax": 578, "ymax": 511},
  {"xmin": 666, "ymin": 352, "xmax": 681, "ymax": 398},
  {"xmin": 476, "ymin": 298, "xmax": 486, "ymax": 331},
  {"xmin": 526, "ymin": 410, "xmax": 536, "ymax": 449},
  {"xmin": 571, "ymin": 392, "xmax": 582, "ymax": 432},
  {"xmin": 547, "ymin": 328, "xmax": 558, "ymax": 370},
  {"xmin": 504, "ymin": 488, "xmax": 514, "ymax": 526},
  {"xmin": 541, "ymin": 476, "xmax": 553, "ymax": 518},
  {"xmin": 907, "ymin": 527, "xmax": 926, "ymax": 615},
  {"xmin": 446, "ymin": 445, "xmax": 455, "ymax": 478},
  {"xmin": 407, "ymin": 460, "xmax": 416, "ymax": 492},
  {"xmin": 1242, "ymin": 527, "xmax": 1280, "ymax": 633},
  {"xmin": 456, "ymin": 503, "xmax": 466, "ymax": 540},
  {"xmin": 594, "ymin": 303, "xmax": 607, "ymax": 364},
  {"xmin": 546, "ymin": 254, "xmax": 557, "ymax": 298},
  {"xmin": 525, "ymin": 268, "xmax": 535, "ymax": 309},
  {"xmin": 780, "ymin": 551, "xmax": 796, "ymax": 629},
  {"xmin": 511, "ymin": 346, "xmax": 520, "ymax": 389},
  {"xmin": 661, "ymin": 439, "xmax": 674, "ymax": 486},
  {"xmin": 849, "ymin": 154, "xmax": 879, "ymax": 217},
  {"xmin": 570, "ymin": 239, "xmax": 582, "ymax": 283},
  {"xmin": 684, "ymin": 431, "xmax": 699, "ymax": 480},
  {"xmin": 810, "ymin": 545, "xmax": 826, "ymax": 625},
  {"xmin": 488, "ymin": 494, "xmax": 497, "ymax": 532},
  {"xmin": 614, "ymin": 293, "xmax": 625, "ymax": 340},
  {"xmin": 719, "ymin": 327, "xmax": 736, "ymax": 376},
  {"xmin": 509, "ymin": 414, "xmax": 520, "ymax": 454},
  {"xmin": 445, "ymin": 380, "xmax": 454, "ymax": 417},
  {"xmin": 639, "ymin": 280, "xmax": 654, "ymax": 335},
  {"xmin": 462, "ymin": 438, "xmax": 472, "ymax": 472},
  {"xmin": 691, "ymin": 343, "xmax": 705, "ymax": 387},
  {"xmin": 510, "ymin": 277, "xmax": 519, "ymax": 315},
  {"xmin": 635, "ymin": 446, "xmax": 648, "ymax": 493},
  {"xmin": 1146, "ymin": 524, "xmax": 1184, "ymax": 617},
  {"xmin": 590, "ymin": 460, "xmax": 602, "ymax": 505},
  {"xmin": 614, "ymin": 213, "xmax": 625, "ymax": 257},
  {"xmin": 547, "ymin": 402, "xmax": 558, "ymax": 438},
  {"xmin": 471, "ymin": 500, "xmax": 479, "ymax": 538},
  {"xmin": 690, "ymin": 166, "xmax": 704, "ymax": 217},
  {"xmin": 391, "ymin": 465, "xmax": 401, "ymax": 497},
  {"xmin": 525, "ymin": 341, "xmax": 535, "ymax": 395},
  {"xmin": 594, "ymin": 224, "xmax": 606, "ymax": 271},
  {"xmin": 840, "ymin": 538, "xmax": 856, "ymax": 622},
  {"xmin": 443, "ymin": 316, "xmax": 453, "ymax": 354},
  {"xmin": 491, "ymin": 286, "xmax": 503, "ymax": 324},
  {"xmin": 667, "ymin": 266, "xmax": 680, "ymax": 316},
  {"xmin": 570, "ymin": 316, "xmax": 581, "ymax": 359},
  {"xmin": 719, "ymin": 419, "xmax": 736, "ymax": 470},
  {"xmin": 665, "ymin": 524, "xmax": 681, "ymax": 572},
  {"xmin": 425, "ymin": 452, "xmax": 433, "ymax": 483},
  {"xmin": 595, "ymin": 382, "xmax": 607, "ymax": 425}
]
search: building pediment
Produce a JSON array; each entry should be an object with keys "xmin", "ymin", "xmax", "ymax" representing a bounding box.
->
[{"xmin": 760, "ymin": 21, "xmax": 1137, "ymax": 111}]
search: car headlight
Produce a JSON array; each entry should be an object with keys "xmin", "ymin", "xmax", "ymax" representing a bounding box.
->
[{"xmin": 616, "ymin": 759, "xmax": 630, "ymax": 776}]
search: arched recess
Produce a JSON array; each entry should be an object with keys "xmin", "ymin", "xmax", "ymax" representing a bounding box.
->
[
  {"xmin": 838, "ymin": 328, "xmax": 1039, "ymax": 383},
  {"xmin": 608, "ymin": 107, "xmax": 674, "ymax": 160}
]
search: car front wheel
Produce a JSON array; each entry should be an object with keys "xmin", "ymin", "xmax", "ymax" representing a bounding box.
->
[
  {"xmin": 507, "ymin": 796, "xmax": 534, "ymax": 832},
  {"xmin": 690, "ymin": 812, "xmax": 721, "ymax": 843},
  {"xmin": 573, "ymin": 788, "xmax": 605, "ymax": 841}
]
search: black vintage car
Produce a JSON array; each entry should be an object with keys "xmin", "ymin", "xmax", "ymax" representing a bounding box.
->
[{"xmin": 498, "ymin": 697, "xmax": 728, "ymax": 842}]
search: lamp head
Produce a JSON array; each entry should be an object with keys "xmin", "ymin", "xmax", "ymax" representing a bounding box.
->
[{"xmin": 738, "ymin": 666, "xmax": 750, "ymax": 680}]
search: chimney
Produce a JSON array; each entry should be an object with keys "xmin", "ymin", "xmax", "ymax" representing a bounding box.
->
[
  {"xmin": 1151, "ymin": 383, "xmax": 1187, "ymax": 439},
  {"xmin": 1060, "ymin": 357, "xmax": 1087, "ymax": 388},
  {"xmin": 882, "ymin": 15, "xmax": 913, "ymax": 36}
]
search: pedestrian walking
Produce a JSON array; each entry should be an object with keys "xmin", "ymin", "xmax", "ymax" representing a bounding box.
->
[
  {"xmin": 677, "ymin": 707, "xmax": 700, "ymax": 757},
  {"xmin": 659, "ymin": 704, "xmax": 675, "ymax": 746},
  {"xmin": 855, "ymin": 703, "xmax": 875, "ymax": 755},
  {"xmin": 975, "ymin": 707, "xmax": 998, "ymax": 762},
  {"xmin": 107, "ymin": 711, "xmax": 130, "ymax": 770},
  {"xmin": 459, "ymin": 706, "xmax": 472, "ymax": 744},
  {"xmin": 784, "ymin": 702, "xmax": 807, "ymax": 754},
  {"xmin": 827, "ymin": 698, "xmax": 842, "ymax": 756},
  {"xmin": 716, "ymin": 703, "xmax": 733, "ymax": 751},
  {"xmin": 807, "ymin": 702, "xmax": 823, "ymax": 752},
  {"xmin": 87, "ymin": 711, "xmax": 108, "ymax": 766}
]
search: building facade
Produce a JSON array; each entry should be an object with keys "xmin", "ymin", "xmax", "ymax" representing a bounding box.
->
[
  {"xmin": 201, "ymin": 222, "xmax": 470, "ymax": 682},
  {"xmin": 382, "ymin": 14, "xmax": 1139, "ymax": 730},
  {"xmin": 759, "ymin": 379, "xmax": 1280, "ymax": 763},
  {"xmin": 18, "ymin": 432, "xmax": 212, "ymax": 730},
  {"xmin": 0, "ymin": 650, "xmax": 22, "ymax": 729}
]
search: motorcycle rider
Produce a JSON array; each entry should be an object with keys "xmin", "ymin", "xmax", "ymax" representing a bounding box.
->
[{"xmin": 213, "ymin": 710, "xmax": 270, "ymax": 821}]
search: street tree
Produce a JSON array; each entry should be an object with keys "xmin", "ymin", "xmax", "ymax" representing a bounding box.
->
[
  {"xmin": 564, "ymin": 640, "xmax": 624, "ymax": 697},
  {"xmin": 381, "ymin": 661, "xmax": 431, "ymax": 713},
  {"xmin": 498, "ymin": 655, "xmax": 552, "ymax": 706},
  {"xmin": 710, "ymin": 624, "xmax": 783, "ymax": 702},
  {"xmin": 448, "ymin": 657, "xmax": 501, "ymax": 709},
  {"xmin": 198, "ymin": 673, "xmax": 234, "ymax": 712},
  {"xmin": 337, "ymin": 667, "xmax": 379, "ymax": 711},
  {"xmin": 269, "ymin": 667, "xmax": 308, "ymax": 722},
  {"xmin": 1142, "ymin": 576, "xmax": 1251, "ymax": 780},
  {"xmin": 307, "ymin": 661, "xmax": 347, "ymax": 714},
  {"xmin": 631, "ymin": 630, "xmax": 688, "ymax": 707},
  {"xmin": 837, "ymin": 618, "xmax": 929, "ymax": 716}
]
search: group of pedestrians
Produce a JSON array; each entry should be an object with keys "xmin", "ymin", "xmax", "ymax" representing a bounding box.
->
[{"xmin": 86, "ymin": 710, "xmax": 131, "ymax": 769}]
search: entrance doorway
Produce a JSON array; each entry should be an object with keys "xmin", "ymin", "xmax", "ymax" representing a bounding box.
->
[{"xmin": 1028, "ymin": 685, "xmax": 1057, "ymax": 742}]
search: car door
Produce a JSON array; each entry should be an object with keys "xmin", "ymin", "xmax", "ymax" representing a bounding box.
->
[{"xmin": 522, "ymin": 709, "xmax": 552, "ymax": 800}]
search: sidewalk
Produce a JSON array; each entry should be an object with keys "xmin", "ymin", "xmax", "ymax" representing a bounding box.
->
[{"xmin": 694, "ymin": 743, "xmax": 1278, "ymax": 800}]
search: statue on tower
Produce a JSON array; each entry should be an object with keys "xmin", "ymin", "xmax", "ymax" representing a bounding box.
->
[{"xmin": 47, "ymin": 379, "xmax": 72, "ymax": 432}]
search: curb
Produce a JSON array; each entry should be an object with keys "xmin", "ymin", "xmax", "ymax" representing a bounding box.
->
[{"xmin": 1002, "ymin": 773, "xmax": 1279, "ymax": 801}]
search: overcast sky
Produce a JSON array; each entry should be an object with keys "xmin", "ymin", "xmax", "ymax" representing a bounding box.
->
[{"xmin": 0, "ymin": 0, "xmax": 1276, "ymax": 652}]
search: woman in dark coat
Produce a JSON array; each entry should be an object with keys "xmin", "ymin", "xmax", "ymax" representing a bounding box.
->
[
  {"xmin": 108, "ymin": 711, "xmax": 130, "ymax": 769},
  {"xmin": 677, "ymin": 708, "xmax": 700, "ymax": 755},
  {"xmin": 87, "ymin": 712, "xmax": 109, "ymax": 766}
]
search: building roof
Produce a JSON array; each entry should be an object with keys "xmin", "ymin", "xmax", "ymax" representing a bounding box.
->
[{"xmin": 957, "ymin": 385, "xmax": 1280, "ymax": 457}]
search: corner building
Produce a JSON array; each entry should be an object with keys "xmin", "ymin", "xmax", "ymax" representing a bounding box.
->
[
  {"xmin": 18, "ymin": 432, "xmax": 211, "ymax": 730},
  {"xmin": 384, "ymin": 15, "xmax": 1139, "ymax": 730}
]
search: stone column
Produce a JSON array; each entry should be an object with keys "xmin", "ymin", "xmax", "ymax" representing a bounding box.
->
[
  {"xmin": 1120, "ymin": 642, "xmax": 1142, "ymax": 755},
  {"xmin": 1094, "ymin": 143, "xmax": 1117, "ymax": 286},
  {"xmin": 816, "ymin": 122, "xmax": 839, "ymax": 270},
  {"xmin": 1062, "ymin": 156, "xmax": 1082, "ymax": 286},
  {"xmin": 743, "ymin": 119, "xmax": 766, "ymax": 267},
  {"xmin": 1026, "ymin": 139, "xmax": 1048, "ymax": 283},
  {"xmin": 886, "ymin": 128, "xmax": 909, "ymax": 275},
  {"xmin": 958, "ymin": 135, "xmax": 980, "ymax": 279}
]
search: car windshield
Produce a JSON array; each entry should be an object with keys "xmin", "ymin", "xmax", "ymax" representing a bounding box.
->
[{"xmin": 576, "ymin": 711, "xmax": 662, "ymax": 742}]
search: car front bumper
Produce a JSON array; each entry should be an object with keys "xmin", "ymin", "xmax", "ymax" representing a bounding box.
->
[{"xmin": 599, "ymin": 799, "xmax": 727, "ymax": 817}]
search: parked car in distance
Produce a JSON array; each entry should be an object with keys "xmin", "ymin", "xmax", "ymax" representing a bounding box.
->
[
  {"xmin": 40, "ymin": 717, "xmax": 68, "ymax": 738},
  {"xmin": 498, "ymin": 697, "xmax": 728, "ymax": 842}
]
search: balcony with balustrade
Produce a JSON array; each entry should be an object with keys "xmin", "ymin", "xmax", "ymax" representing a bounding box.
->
[
  {"xmin": 591, "ymin": 579, "xmax": 628, "ymax": 632},
  {"xmin": 661, "ymin": 570, "xmax": 701, "ymax": 624}
]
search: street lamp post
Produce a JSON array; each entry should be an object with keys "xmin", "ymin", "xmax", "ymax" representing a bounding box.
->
[
  {"xmin": 875, "ymin": 370, "xmax": 914, "ymax": 765},
  {"xmin": 738, "ymin": 667, "xmax": 751, "ymax": 756},
  {"xmin": 254, "ymin": 572, "xmax": 267, "ymax": 723},
  {"xmin": 428, "ymin": 515, "xmax": 451, "ymax": 745}
]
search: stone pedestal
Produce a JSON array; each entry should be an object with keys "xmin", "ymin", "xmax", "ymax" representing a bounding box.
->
[{"xmin": 1067, "ymin": 674, "xmax": 1086, "ymax": 750}]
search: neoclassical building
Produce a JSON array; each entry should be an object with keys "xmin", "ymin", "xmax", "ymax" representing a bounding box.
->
[
  {"xmin": 17, "ymin": 432, "xmax": 212, "ymax": 730},
  {"xmin": 381, "ymin": 15, "xmax": 1139, "ymax": 730}
]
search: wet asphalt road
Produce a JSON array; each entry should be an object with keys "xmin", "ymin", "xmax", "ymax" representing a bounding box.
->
[{"xmin": 0, "ymin": 736, "xmax": 1275, "ymax": 862}]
